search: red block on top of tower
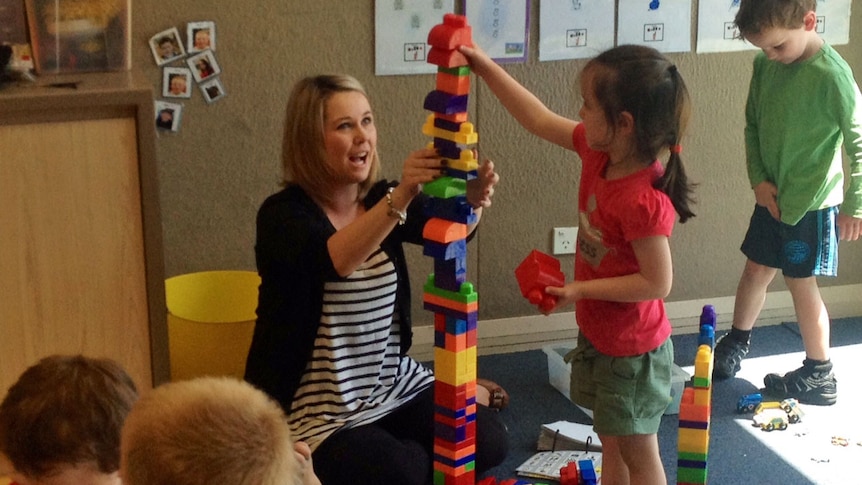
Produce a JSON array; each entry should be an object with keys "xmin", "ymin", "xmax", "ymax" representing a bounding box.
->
[
  {"xmin": 428, "ymin": 13, "xmax": 473, "ymax": 68},
  {"xmin": 428, "ymin": 13, "xmax": 473, "ymax": 50}
]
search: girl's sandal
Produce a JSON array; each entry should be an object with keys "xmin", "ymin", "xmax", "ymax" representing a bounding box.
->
[{"xmin": 477, "ymin": 378, "xmax": 510, "ymax": 411}]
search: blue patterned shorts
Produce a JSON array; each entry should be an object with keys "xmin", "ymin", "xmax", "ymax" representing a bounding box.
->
[{"xmin": 741, "ymin": 205, "xmax": 838, "ymax": 278}]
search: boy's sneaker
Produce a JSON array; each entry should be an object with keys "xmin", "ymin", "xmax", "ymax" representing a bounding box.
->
[
  {"xmin": 763, "ymin": 364, "xmax": 837, "ymax": 406},
  {"xmin": 712, "ymin": 334, "xmax": 749, "ymax": 380}
]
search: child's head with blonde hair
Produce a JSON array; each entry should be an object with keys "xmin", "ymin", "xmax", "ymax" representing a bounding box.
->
[{"xmin": 121, "ymin": 377, "xmax": 310, "ymax": 485}]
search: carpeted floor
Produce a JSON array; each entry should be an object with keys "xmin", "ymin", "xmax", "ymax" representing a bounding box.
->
[{"xmin": 473, "ymin": 316, "xmax": 862, "ymax": 484}]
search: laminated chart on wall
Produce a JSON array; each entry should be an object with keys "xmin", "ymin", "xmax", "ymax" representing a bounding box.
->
[
  {"xmin": 463, "ymin": 0, "xmax": 530, "ymax": 63},
  {"xmin": 538, "ymin": 0, "xmax": 615, "ymax": 61},
  {"xmin": 812, "ymin": 0, "xmax": 852, "ymax": 45},
  {"xmin": 422, "ymin": 13, "xmax": 481, "ymax": 485},
  {"xmin": 695, "ymin": 0, "xmax": 756, "ymax": 54},
  {"xmin": 617, "ymin": 0, "xmax": 692, "ymax": 53},
  {"xmin": 374, "ymin": 0, "xmax": 456, "ymax": 76}
]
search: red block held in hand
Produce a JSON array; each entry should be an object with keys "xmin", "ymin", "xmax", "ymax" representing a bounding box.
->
[{"xmin": 514, "ymin": 249, "xmax": 565, "ymax": 313}]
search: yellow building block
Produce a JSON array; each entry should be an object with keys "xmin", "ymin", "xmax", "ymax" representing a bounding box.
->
[
  {"xmin": 423, "ymin": 114, "xmax": 478, "ymax": 145},
  {"xmin": 694, "ymin": 344, "xmax": 714, "ymax": 380},
  {"xmin": 434, "ymin": 346, "xmax": 477, "ymax": 386},
  {"xmin": 447, "ymin": 149, "xmax": 479, "ymax": 173},
  {"xmin": 678, "ymin": 427, "xmax": 710, "ymax": 454},
  {"xmin": 693, "ymin": 385, "xmax": 713, "ymax": 407}
]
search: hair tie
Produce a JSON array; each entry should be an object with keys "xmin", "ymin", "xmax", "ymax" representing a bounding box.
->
[{"xmin": 670, "ymin": 144, "xmax": 682, "ymax": 154}]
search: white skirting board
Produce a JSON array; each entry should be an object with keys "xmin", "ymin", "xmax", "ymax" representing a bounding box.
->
[{"xmin": 409, "ymin": 283, "xmax": 862, "ymax": 362}]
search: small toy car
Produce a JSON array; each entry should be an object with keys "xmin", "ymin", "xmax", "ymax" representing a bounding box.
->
[
  {"xmin": 736, "ymin": 392, "xmax": 763, "ymax": 413},
  {"xmin": 779, "ymin": 398, "xmax": 804, "ymax": 423},
  {"xmin": 755, "ymin": 398, "xmax": 804, "ymax": 423},
  {"xmin": 753, "ymin": 408, "xmax": 789, "ymax": 431}
]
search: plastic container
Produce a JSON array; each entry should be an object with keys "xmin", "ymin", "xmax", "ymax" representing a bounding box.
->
[{"xmin": 165, "ymin": 270, "xmax": 260, "ymax": 381}]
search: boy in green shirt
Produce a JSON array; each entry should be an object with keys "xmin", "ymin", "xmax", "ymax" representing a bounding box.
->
[{"xmin": 713, "ymin": 0, "xmax": 862, "ymax": 406}]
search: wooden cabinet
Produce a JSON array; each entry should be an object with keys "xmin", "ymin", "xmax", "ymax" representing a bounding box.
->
[{"xmin": 0, "ymin": 72, "xmax": 168, "ymax": 394}]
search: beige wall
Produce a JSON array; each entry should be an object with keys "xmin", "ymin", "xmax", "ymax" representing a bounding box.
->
[{"xmin": 133, "ymin": 2, "xmax": 862, "ymax": 328}]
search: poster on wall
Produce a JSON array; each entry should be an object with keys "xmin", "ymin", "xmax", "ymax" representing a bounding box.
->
[
  {"xmin": 696, "ymin": 0, "xmax": 756, "ymax": 54},
  {"xmin": 374, "ymin": 0, "xmax": 455, "ymax": 76},
  {"xmin": 463, "ymin": 0, "xmax": 530, "ymax": 63},
  {"xmin": 617, "ymin": 0, "xmax": 692, "ymax": 54},
  {"xmin": 538, "ymin": 0, "xmax": 615, "ymax": 61},
  {"xmin": 813, "ymin": 0, "xmax": 852, "ymax": 46}
]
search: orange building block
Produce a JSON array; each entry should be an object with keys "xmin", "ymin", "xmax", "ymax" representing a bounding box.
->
[
  {"xmin": 424, "ymin": 218, "xmax": 468, "ymax": 243},
  {"xmin": 436, "ymin": 70, "xmax": 471, "ymax": 95}
]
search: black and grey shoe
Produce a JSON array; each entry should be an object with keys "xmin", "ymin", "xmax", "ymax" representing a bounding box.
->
[
  {"xmin": 712, "ymin": 333, "xmax": 749, "ymax": 380},
  {"xmin": 763, "ymin": 360, "xmax": 837, "ymax": 406}
]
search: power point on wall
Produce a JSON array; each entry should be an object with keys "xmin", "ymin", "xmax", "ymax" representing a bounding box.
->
[{"xmin": 552, "ymin": 227, "xmax": 578, "ymax": 255}]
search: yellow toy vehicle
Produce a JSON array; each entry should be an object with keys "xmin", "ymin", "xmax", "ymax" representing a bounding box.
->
[
  {"xmin": 755, "ymin": 398, "xmax": 804, "ymax": 424},
  {"xmin": 753, "ymin": 409, "xmax": 789, "ymax": 431}
]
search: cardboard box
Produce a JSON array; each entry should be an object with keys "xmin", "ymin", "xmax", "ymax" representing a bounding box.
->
[
  {"xmin": 25, "ymin": 0, "xmax": 130, "ymax": 74},
  {"xmin": 543, "ymin": 344, "xmax": 690, "ymax": 416}
]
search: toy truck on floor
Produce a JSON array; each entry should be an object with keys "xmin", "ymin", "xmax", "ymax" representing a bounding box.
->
[
  {"xmin": 753, "ymin": 409, "xmax": 789, "ymax": 431},
  {"xmin": 756, "ymin": 398, "xmax": 804, "ymax": 423}
]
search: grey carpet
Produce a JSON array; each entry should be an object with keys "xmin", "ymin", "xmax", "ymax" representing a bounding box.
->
[{"xmin": 471, "ymin": 316, "xmax": 862, "ymax": 484}]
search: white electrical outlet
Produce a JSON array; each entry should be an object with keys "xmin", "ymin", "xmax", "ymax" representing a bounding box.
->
[{"xmin": 552, "ymin": 227, "xmax": 578, "ymax": 255}]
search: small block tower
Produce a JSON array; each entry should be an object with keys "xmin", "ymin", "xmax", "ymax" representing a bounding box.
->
[{"xmin": 677, "ymin": 304, "xmax": 717, "ymax": 485}]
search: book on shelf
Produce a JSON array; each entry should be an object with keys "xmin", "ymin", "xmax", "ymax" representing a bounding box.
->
[{"xmin": 537, "ymin": 420, "xmax": 602, "ymax": 452}]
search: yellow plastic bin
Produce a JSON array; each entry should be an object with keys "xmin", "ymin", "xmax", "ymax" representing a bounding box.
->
[{"xmin": 165, "ymin": 270, "xmax": 260, "ymax": 381}]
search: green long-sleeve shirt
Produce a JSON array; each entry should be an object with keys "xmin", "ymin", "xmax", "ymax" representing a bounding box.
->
[{"xmin": 745, "ymin": 42, "xmax": 862, "ymax": 225}]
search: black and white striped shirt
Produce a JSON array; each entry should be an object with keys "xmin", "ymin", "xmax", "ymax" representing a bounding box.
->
[{"xmin": 288, "ymin": 248, "xmax": 434, "ymax": 451}]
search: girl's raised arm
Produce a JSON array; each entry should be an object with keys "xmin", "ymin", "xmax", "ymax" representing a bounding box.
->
[{"xmin": 459, "ymin": 45, "xmax": 578, "ymax": 151}]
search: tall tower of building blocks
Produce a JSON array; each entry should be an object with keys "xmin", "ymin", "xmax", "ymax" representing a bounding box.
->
[
  {"xmin": 423, "ymin": 13, "xmax": 479, "ymax": 485},
  {"xmin": 677, "ymin": 305, "xmax": 717, "ymax": 485}
]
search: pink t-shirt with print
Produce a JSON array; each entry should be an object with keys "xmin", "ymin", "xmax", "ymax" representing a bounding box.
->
[{"xmin": 572, "ymin": 123, "xmax": 675, "ymax": 357}]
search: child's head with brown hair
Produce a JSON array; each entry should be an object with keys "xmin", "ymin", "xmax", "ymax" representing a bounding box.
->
[
  {"xmin": 121, "ymin": 377, "xmax": 309, "ymax": 485},
  {"xmin": 734, "ymin": 0, "xmax": 822, "ymax": 65},
  {"xmin": 734, "ymin": 0, "xmax": 817, "ymax": 39},
  {"xmin": 581, "ymin": 44, "xmax": 696, "ymax": 222},
  {"xmin": 0, "ymin": 355, "xmax": 138, "ymax": 485}
]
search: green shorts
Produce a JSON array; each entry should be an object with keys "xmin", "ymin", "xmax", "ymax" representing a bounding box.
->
[{"xmin": 567, "ymin": 333, "xmax": 673, "ymax": 436}]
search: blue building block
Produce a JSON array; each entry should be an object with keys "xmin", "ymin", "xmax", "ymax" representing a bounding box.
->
[{"xmin": 424, "ymin": 90, "xmax": 468, "ymax": 114}]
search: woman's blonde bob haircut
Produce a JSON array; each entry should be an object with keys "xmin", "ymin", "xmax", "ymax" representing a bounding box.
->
[{"xmin": 281, "ymin": 74, "xmax": 381, "ymax": 203}]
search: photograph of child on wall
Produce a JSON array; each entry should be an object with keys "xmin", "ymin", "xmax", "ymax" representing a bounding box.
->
[
  {"xmin": 186, "ymin": 49, "xmax": 220, "ymax": 83},
  {"xmin": 199, "ymin": 77, "xmax": 226, "ymax": 104},
  {"xmin": 162, "ymin": 66, "xmax": 192, "ymax": 98},
  {"xmin": 149, "ymin": 27, "xmax": 185, "ymax": 65},
  {"xmin": 154, "ymin": 100, "xmax": 182, "ymax": 132},
  {"xmin": 186, "ymin": 21, "xmax": 215, "ymax": 53}
]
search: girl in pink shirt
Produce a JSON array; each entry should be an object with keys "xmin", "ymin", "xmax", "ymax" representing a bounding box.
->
[{"xmin": 461, "ymin": 44, "xmax": 696, "ymax": 485}]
